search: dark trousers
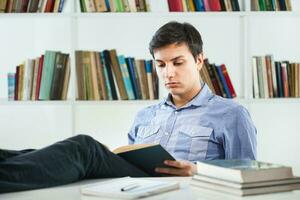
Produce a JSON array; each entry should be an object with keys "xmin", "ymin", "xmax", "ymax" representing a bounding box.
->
[{"xmin": 0, "ymin": 135, "xmax": 149, "ymax": 193}]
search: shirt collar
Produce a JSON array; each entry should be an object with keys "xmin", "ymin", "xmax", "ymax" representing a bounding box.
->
[{"xmin": 163, "ymin": 84, "xmax": 214, "ymax": 109}]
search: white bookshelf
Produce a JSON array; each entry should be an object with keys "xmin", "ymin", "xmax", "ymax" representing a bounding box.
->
[{"xmin": 0, "ymin": 0, "xmax": 300, "ymax": 174}]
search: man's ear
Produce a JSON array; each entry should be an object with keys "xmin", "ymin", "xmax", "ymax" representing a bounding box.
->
[{"xmin": 196, "ymin": 53, "xmax": 204, "ymax": 71}]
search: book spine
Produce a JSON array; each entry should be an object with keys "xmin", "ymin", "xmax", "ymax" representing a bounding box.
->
[
  {"xmin": 221, "ymin": 64, "xmax": 236, "ymax": 98},
  {"xmin": 39, "ymin": 51, "xmax": 57, "ymax": 100},
  {"xmin": 145, "ymin": 60, "xmax": 154, "ymax": 100},
  {"xmin": 275, "ymin": 62, "xmax": 283, "ymax": 97},
  {"xmin": 281, "ymin": 62, "xmax": 289, "ymax": 97},
  {"xmin": 212, "ymin": 64, "xmax": 226, "ymax": 97},
  {"xmin": 252, "ymin": 57, "xmax": 260, "ymax": 98},
  {"xmin": 265, "ymin": 55, "xmax": 274, "ymax": 98},
  {"xmin": 103, "ymin": 50, "xmax": 117, "ymax": 99},
  {"xmin": 193, "ymin": 0, "xmax": 205, "ymax": 11},
  {"xmin": 216, "ymin": 65, "xmax": 232, "ymax": 98},
  {"xmin": 168, "ymin": 0, "xmax": 183, "ymax": 11},
  {"xmin": 7, "ymin": 73, "xmax": 15, "ymax": 101},
  {"xmin": 118, "ymin": 55, "xmax": 135, "ymax": 100},
  {"xmin": 109, "ymin": 49, "xmax": 128, "ymax": 100}
]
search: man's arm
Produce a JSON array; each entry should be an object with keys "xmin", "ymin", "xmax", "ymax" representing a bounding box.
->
[{"xmin": 224, "ymin": 105, "xmax": 257, "ymax": 160}]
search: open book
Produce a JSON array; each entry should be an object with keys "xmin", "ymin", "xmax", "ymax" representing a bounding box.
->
[{"xmin": 113, "ymin": 144, "xmax": 175, "ymax": 176}]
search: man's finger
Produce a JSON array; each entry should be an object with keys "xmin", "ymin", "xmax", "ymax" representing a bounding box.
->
[
  {"xmin": 155, "ymin": 167, "xmax": 187, "ymax": 176},
  {"xmin": 164, "ymin": 160, "xmax": 189, "ymax": 168}
]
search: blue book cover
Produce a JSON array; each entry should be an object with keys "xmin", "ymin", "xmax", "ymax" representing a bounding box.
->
[
  {"xmin": 118, "ymin": 55, "xmax": 135, "ymax": 100},
  {"xmin": 216, "ymin": 65, "xmax": 232, "ymax": 98},
  {"xmin": 105, "ymin": 0, "xmax": 111, "ymax": 11},
  {"xmin": 7, "ymin": 73, "xmax": 15, "ymax": 101},
  {"xmin": 125, "ymin": 57, "xmax": 138, "ymax": 99},
  {"xmin": 58, "ymin": 0, "xmax": 65, "ymax": 12},
  {"xmin": 193, "ymin": 0, "xmax": 205, "ymax": 11},
  {"xmin": 275, "ymin": 61, "xmax": 283, "ymax": 97}
]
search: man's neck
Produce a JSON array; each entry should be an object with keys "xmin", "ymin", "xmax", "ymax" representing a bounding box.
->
[{"xmin": 171, "ymin": 86, "xmax": 202, "ymax": 108}]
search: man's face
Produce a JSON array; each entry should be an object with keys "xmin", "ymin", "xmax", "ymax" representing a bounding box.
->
[{"xmin": 153, "ymin": 43, "xmax": 204, "ymax": 98}]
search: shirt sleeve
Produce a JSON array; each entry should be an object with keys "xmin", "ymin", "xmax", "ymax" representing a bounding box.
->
[
  {"xmin": 127, "ymin": 105, "xmax": 156, "ymax": 145},
  {"xmin": 223, "ymin": 105, "xmax": 257, "ymax": 160}
]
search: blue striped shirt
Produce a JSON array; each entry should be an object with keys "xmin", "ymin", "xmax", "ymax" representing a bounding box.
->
[{"xmin": 128, "ymin": 84, "xmax": 257, "ymax": 162}]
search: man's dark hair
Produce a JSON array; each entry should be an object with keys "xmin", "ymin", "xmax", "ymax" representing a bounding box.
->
[{"xmin": 149, "ymin": 21, "xmax": 203, "ymax": 61}]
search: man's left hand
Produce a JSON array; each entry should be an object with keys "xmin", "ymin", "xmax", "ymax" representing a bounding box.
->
[{"xmin": 155, "ymin": 160, "xmax": 197, "ymax": 176}]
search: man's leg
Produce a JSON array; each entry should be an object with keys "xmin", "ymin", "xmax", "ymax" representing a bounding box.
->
[
  {"xmin": 0, "ymin": 135, "xmax": 149, "ymax": 193},
  {"xmin": 0, "ymin": 149, "xmax": 35, "ymax": 161}
]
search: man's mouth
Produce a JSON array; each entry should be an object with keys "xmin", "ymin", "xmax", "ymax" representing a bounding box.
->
[{"xmin": 165, "ymin": 82, "xmax": 180, "ymax": 88}]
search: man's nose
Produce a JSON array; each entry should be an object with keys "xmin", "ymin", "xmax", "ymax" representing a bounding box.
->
[{"xmin": 164, "ymin": 64, "xmax": 175, "ymax": 78}]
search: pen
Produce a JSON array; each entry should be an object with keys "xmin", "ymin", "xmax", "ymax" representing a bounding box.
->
[{"xmin": 121, "ymin": 183, "xmax": 140, "ymax": 192}]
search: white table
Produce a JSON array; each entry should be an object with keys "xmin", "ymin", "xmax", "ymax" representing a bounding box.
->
[{"xmin": 1, "ymin": 177, "xmax": 300, "ymax": 200}]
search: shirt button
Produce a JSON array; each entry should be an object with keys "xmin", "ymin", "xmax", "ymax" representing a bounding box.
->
[
  {"xmin": 174, "ymin": 111, "xmax": 178, "ymax": 114},
  {"xmin": 165, "ymin": 132, "xmax": 169, "ymax": 136}
]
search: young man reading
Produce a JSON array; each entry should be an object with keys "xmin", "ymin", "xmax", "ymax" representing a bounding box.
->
[{"xmin": 0, "ymin": 21, "xmax": 256, "ymax": 193}]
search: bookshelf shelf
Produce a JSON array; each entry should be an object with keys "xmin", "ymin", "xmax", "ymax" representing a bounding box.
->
[
  {"xmin": 0, "ymin": 100, "xmax": 73, "ymax": 106},
  {"xmin": 74, "ymin": 100, "xmax": 160, "ymax": 106},
  {"xmin": 0, "ymin": 13, "xmax": 73, "ymax": 18}
]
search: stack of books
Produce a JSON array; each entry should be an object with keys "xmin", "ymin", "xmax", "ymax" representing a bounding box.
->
[
  {"xmin": 168, "ymin": 0, "xmax": 241, "ymax": 12},
  {"xmin": 75, "ymin": 50, "xmax": 158, "ymax": 100},
  {"xmin": 192, "ymin": 160, "xmax": 300, "ymax": 196},
  {"xmin": 200, "ymin": 59, "xmax": 236, "ymax": 98},
  {"xmin": 0, "ymin": 0, "xmax": 66, "ymax": 13},
  {"xmin": 252, "ymin": 55, "xmax": 300, "ymax": 98},
  {"xmin": 79, "ymin": 0, "xmax": 150, "ymax": 13},
  {"xmin": 7, "ymin": 50, "xmax": 70, "ymax": 101},
  {"xmin": 251, "ymin": 0, "xmax": 292, "ymax": 11}
]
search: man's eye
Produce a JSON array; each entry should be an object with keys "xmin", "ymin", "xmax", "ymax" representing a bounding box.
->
[
  {"xmin": 174, "ymin": 62, "xmax": 183, "ymax": 66},
  {"xmin": 156, "ymin": 64, "xmax": 165, "ymax": 68}
]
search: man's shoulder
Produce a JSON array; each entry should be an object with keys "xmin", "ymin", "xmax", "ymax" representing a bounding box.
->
[
  {"xmin": 208, "ymin": 95, "xmax": 243, "ymax": 113},
  {"xmin": 135, "ymin": 101, "xmax": 163, "ymax": 119}
]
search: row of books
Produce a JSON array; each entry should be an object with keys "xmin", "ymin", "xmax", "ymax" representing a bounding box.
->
[
  {"xmin": 200, "ymin": 59, "xmax": 237, "ymax": 98},
  {"xmin": 0, "ymin": 0, "xmax": 65, "ymax": 13},
  {"xmin": 192, "ymin": 160, "xmax": 300, "ymax": 196},
  {"xmin": 75, "ymin": 50, "xmax": 158, "ymax": 100},
  {"xmin": 7, "ymin": 51, "xmax": 70, "ymax": 101},
  {"xmin": 168, "ymin": 0, "xmax": 241, "ymax": 12},
  {"xmin": 252, "ymin": 55, "xmax": 300, "ymax": 98},
  {"xmin": 251, "ymin": 0, "xmax": 292, "ymax": 11},
  {"xmin": 79, "ymin": 0, "xmax": 150, "ymax": 12}
]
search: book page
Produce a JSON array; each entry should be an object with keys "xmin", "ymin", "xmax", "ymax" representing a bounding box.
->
[{"xmin": 113, "ymin": 143, "xmax": 156, "ymax": 154}]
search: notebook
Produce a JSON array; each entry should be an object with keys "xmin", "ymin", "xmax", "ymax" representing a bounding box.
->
[{"xmin": 80, "ymin": 177, "xmax": 180, "ymax": 199}]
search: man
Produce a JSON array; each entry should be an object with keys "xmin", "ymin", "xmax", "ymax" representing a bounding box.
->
[{"xmin": 0, "ymin": 21, "xmax": 256, "ymax": 193}]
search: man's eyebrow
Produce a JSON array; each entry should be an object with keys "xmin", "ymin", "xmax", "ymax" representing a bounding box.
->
[{"xmin": 155, "ymin": 56, "xmax": 185, "ymax": 62}]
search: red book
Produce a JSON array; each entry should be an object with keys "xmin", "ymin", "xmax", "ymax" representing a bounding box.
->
[
  {"xmin": 221, "ymin": 64, "xmax": 237, "ymax": 98},
  {"xmin": 209, "ymin": 0, "xmax": 221, "ymax": 11},
  {"xmin": 20, "ymin": 0, "xmax": 30, "ymax": 12},
  {"xmin": 202, "ymin": 0, "xmax": 211, "ymax": 11},
  {"xmin": 281, "ymin": 62, "xmax": 289, "ymax": 97},
  {"xmin": 36, "ymin": 55, "xmax": 44, "ymax": 100},
  {"xmin": 44, "ymin": 0, "xmax": 55, "ymax": 12},
  {"xmin": 168, "ymin": 0, "xmax": 183, "ymax": 12}
]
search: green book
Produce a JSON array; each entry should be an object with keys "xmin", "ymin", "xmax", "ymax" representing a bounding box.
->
[
  {"xmin": 258, "ymin": 0, "xmax": 266, "ymax": 11},
  {"xmin": 115, "ymin": 0, "xmax": 124, "ymax": 12},
  {"xmin": 39, "ymin": 51, "xmax": 57, "ymax": 100}
]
